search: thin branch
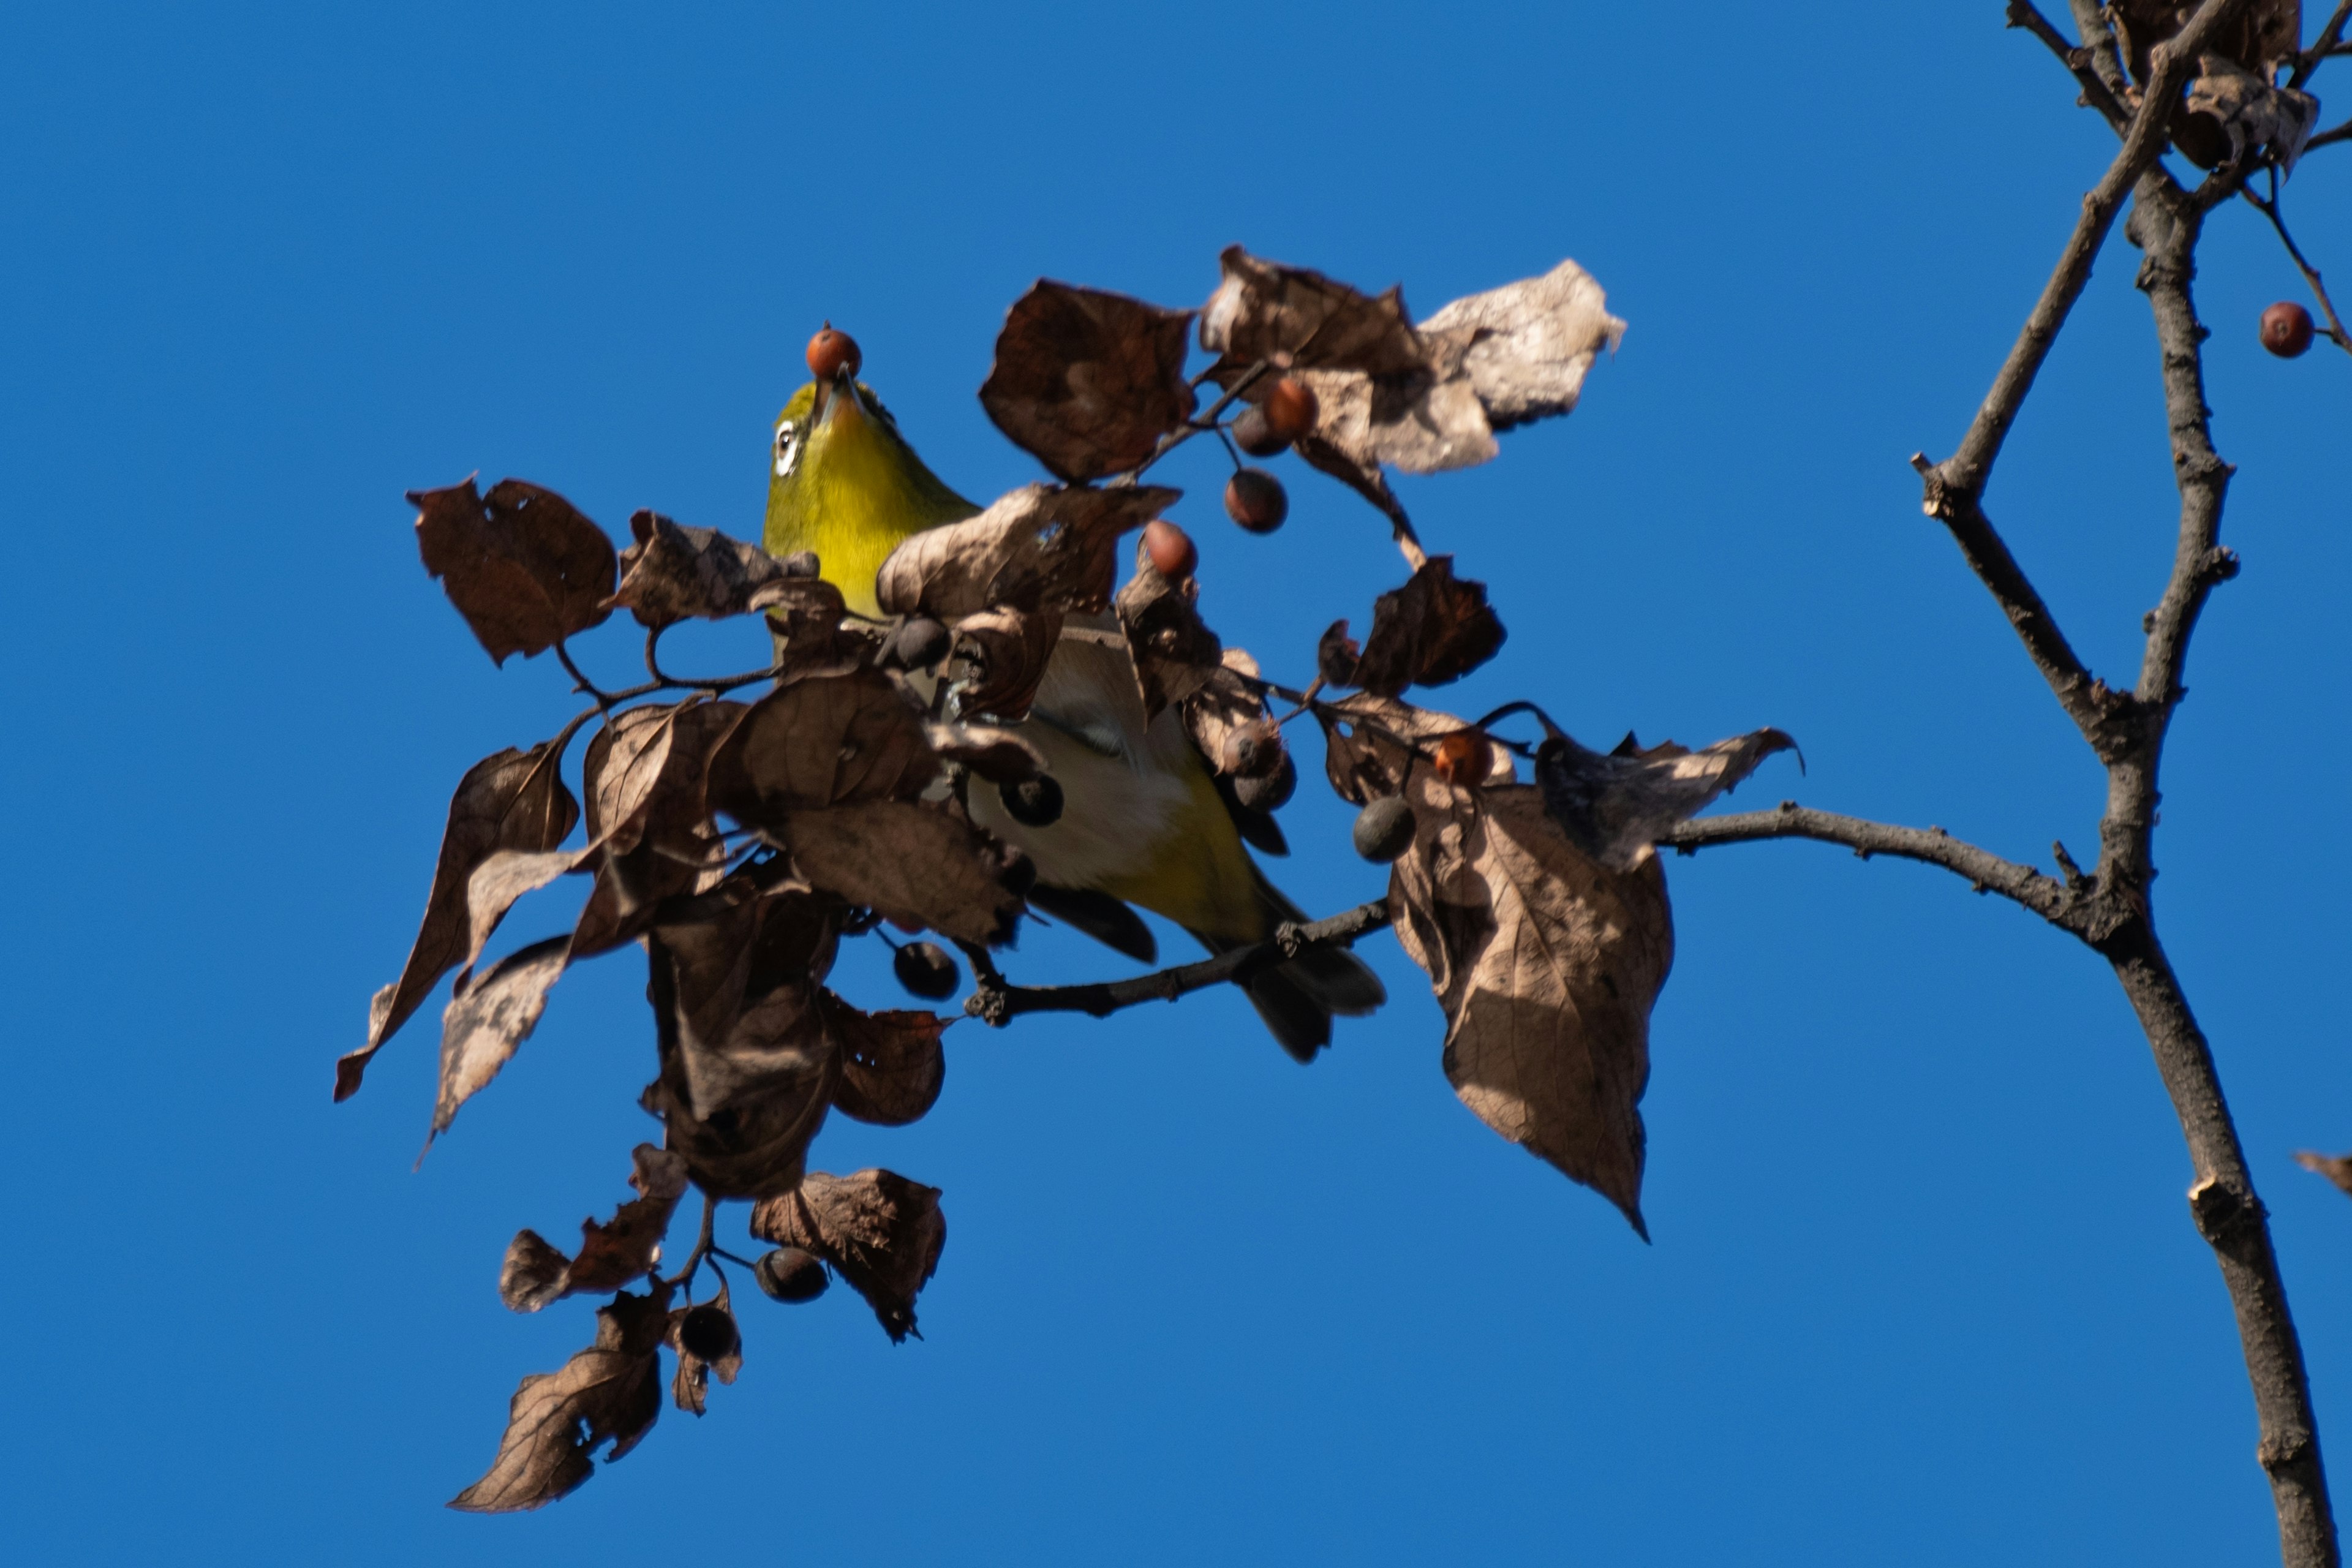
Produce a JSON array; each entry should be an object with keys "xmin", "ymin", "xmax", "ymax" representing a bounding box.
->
[
  {"xmin": 1659, "ymin": 803, "xmax": 2075, "ymax": 923},
  {"xmin": 553, "ymin": 637, "xmax": 615, "ymax": 707},
  {"xmin": 662, "ymin": 1190, "xmax": 719, "ymax": 1292},
  {"xmin": 2291, "ymin": 0, "xmax": 2352, "ymax": 89},
  {"xmin": 2244, "ymin": 172, "xmax": 2352, "ymax": 356},
  {"xmin": 1120, "ymin": 360, "xmax": 1270, "ymax": 484},
  {"xmin": 2309, "ymin": 117, "xmax": 2352, "ymax": 154},
  {"xmin": 962, "ymin": 900, "xmax": 1393, "ymax": 1026},
  {"xmin": 2008, "ymin": 0, "xmax": 2131, "ymax": 129}
]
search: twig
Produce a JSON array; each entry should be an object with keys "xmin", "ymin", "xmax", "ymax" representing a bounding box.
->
[
  {"xmin": 2244, "ymin": 170, "xmax": 2352, "ymax": 356},
  {"xmin": 662, "ymin": 1189, "xmax": 719, "ymax": 1292},
  {"xmin": 1660, "ymin": 804, "xmax": 2075, "ymax": 922},
  {"xmin": 961, "ymin": 900, "xmax": 1392, "ymax": 1025},
  {"xmin": 1120, "ymin": 361, "xmax": 1271, "ymax": 484},
  {"xmin": 2291, "ymin": 0, "xmax": 2352, "ymax": 88},
  {"xmin": 2007, "ymin": 0, "xmax": 2131, "ymax": 129},
  {"xmin": 553, "ymin": 638, "xmax": 615, "ymax": 707},
  {"xmin": 2309, "ymin": 118, "xmax": 2352, "ymax": 155}
]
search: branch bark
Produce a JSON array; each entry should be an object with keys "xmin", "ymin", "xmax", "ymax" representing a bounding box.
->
[
  {"xmin": 960, "ymin": 900, "xmax": 1393, "ymax": 1025},
  {"xmin": 1660, "ymin": 803, "xmax": 2075, "ymax": 922}
]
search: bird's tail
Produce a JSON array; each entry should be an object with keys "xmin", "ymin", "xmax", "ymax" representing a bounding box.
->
[{"xmin": 1191, "ymin": 865, "xmax": 1386, "ymax": 1063}]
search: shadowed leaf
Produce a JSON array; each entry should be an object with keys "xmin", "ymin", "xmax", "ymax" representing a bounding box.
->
[
  {"xmin": 667, "ymin": 1279, "xmax": 742, "ymax": 1417},
  {"xmin": 1534, "ymin": 722, "xmax": 1798, "ymax": 870},
  {"xmin": 499, "ymin": 1145, "xmax": 691, "ymax": 1311},
  {"xmin": 413, "ymin": 478, "xmax": 616, "ymax": 665},
  {"xmin": 823, "ymin": 993, "xmax": 948, "ymax": 1126},
  {"xmin": 707, "ymin": 671, "xmax": 936, "ymax": 827},
  {"xmin": 448, "ymin": 1285, "xmax": 671, "ymax": 1513},
  {"xmin": 2110, "ymin": 0, "xmax": 2301, "ymax": 81},
  {"xmin": 1316, "ymin": 692, "xmax": 1513, "ymax": 807},
  {"xmin": 1340, "ymin": 556, "xmax": 1507, "ymax": 696},
  {"xmin": 341, "ymin": 742, "xmax": 578, "ymax": 1101},
  {"xmin": 750, "ymin": 1169, "xmax": 946, "ymax": 1342},
  {"xmin": 875, "ymin": 483, "xmax": 1177, "ymax": 620},
  {"xmin": 980, "ymin": 281, "xmax": 1197, "ymax": 482},
  {"xmin": 781, "ymin": 801, "xmax": 1025, "ymax": 948},
  {"xmin": 948, "ymin": 605, "xmax": 1064, "ymax": 722},
  {"xmin": 608, "ymin": 510, "xmax": 817, "ymax": 629},
  {"xmin": 572, "ymin": 700, "xmax": 742, "ymax": 958}
]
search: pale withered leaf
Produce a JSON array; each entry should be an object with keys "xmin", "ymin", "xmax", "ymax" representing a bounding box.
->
[
  {"xmin": 980, "ymin": 281, "xmax": 1197, "ymax": 483},
  {"xmin": 1416, "ymin": 258, "xmax": 1626, "ymax": 433},
  {"xmin": 1389, "ymin": 773, "xmax": 1669, "ymax": 1234},
  {"xmin": 1343, "ymin": 556, "xmax": 1506, "ymax": 696},
  {"xmin": 667, "ymin": 1278, "xmax": 742, "ymax": 1417},
  {"xmin": 608, "ymin": 509, "xmax": 809, "ymax": 629},
  {"xmin": 341, "ymin": 742, "xmax": 578, "ymax": 1101},
  {"xmin": 780, "ymin": 801, "xmax": 1025, "ymax": 948},
  {"xmin": 431, "ymin": 935, "xmax": 573, "ymax": 1141},
  {"xmin": 2182, "ymin": 54, "xmax": 2320, "ymax": 172},
  {"xmin": 464, "ymin": 847, "xmax": 595, "ymax": 976},
  {"xmin": 1534, "ymin": 723, "xmax": 1797, "ymax": 870},
  {"xmin": 448, "ymin": 1284, "xmax": 671, "ymax": 1513},
  {"xmin": 874, "ymin": 483, "xmax": 1177, "ymax": 620},
  {"xmin": 948, "ymin": 605, "xmax": 1063, "ymax": 722},
  {"xmin": 706, "ymin": 670, "xmax": 936, "ymax": 828},
  {"xmin": 2294, "ymin": 1150, "xmax": 2352, "ymax": 1199},
  {"xmin": 750, "ymin": 1169, "xmax": 946, "ymax": 1343},
  {"xmin": 413, "ymin": 478, "xmax": 616, "ymax": 666},
  {"xmin": 821, "ymin": 992, "xmax": 948, "ymax": 1126},
  {"xmin": 496, "ymin": 1144, "xmax": 692, "ymax": 1311},
  {"xmin": 924, "ymin": 722, "xmax": 1046, "ymax": 784}
]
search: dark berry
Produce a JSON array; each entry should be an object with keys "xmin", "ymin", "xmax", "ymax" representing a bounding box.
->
[
  {"xmin": 1000, "ymin": 775, "xmax": 1064, "ymax": 826},
  {"xmin": 755, "ymin": 1247, "xmax": 831, "ymax": 1303},
  {"xmin": 780, "ymin": 549, "xmax": 821, "ymax": 579},
  {"xmin": 1224, "ymin": 469, "xmax": 1287, "ymax": 534},
  {"xmin": 893, "ymin": 940, "xmax": 960, "ymax": 1001},
  {"xmin": 1231, "ymin": 405, "xmax": 1289, "ymax": 458},
  {"xmin": 677, "ymin": 1303, "xmax": 739, "ymax": 1362},
  {"xmin": 1235, "ymin": 751, "xmax": 1296, "ymax": 812},
  {"xmin": 1352, "ymin": 795, "xmax": 1416, "ymax": 863},
  {"xmin": 2261, "ymin": 301, "xmax": 2315, "ymax": 358},
  {"xmin": 887, "ymin": 614, "xmax": 951, "ymax": 669}
]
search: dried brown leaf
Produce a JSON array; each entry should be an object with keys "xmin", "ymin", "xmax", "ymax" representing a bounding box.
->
[
  {"xmin": 572, "ymin": 700, "xmax": 743, "ymax": 958},
  {"xmin": 1115, "ymin": 548, "xmax": 1223, "ymax": 720},
  {"xmin": 341, "ymin": 742, "xmax": 578, "ymax": 1101},
  {"xmin": 1416, "ymin": 258, "xmax": 1627, "ymax": 433},
  {"xmin": 2294, "ymin": 1150, "xmax": 2352, "ymax": 1197},
  {"xmin": 448, "ymin": 1285, "xmax": 671, "ymax": 1513},
  {"xmin": 948, "ymin": 605, "xmax": 1064, "ymax": 722},
  {"xmin": 667, "ymin": 1279, "xmax": 742, "ymax": 1416},
  {"xmin": 2182, "ymin": 55, "xmax": 2320, "ymax": 172},
  {"xmin": 1317, "ymin": 619, "xmax": 1363, "ymax": 688},
  {"xmin": 874, "ymin": 483, "xmax": 1177, "ymax": 620},
  {"xmin": 432, "ymin": 935, "xmax": 572, "ymax": 1140},
  {"xmin": 497, "ymin": 1144, "xmax": 691, "ymax": 1310},
  {"xmin": 2111, "ymin": 0, "xmax": 2300, "ymax": 80},
  {"xmin": 1198, "ymin": 246, "xmax": 1423, "ymax": 379},
  {"xmin": 1183, "ymin": 666, "xmax": 1272, "ymax": 778},
  {"xmin": 979, "ymin": 281, "xmax": 1197, "ymax": 483},
  {"xmin": 1343, "ymin": 556, "xmax": 1506, "ymax": 696},
  {"xmin": 821, "ymin": 992, "xmax": 948, "ymax": 1126},
  {"xmin": 413, "ymin": 478, "xmax": 615, "ymax": 666},
  {"xmin": 608, "ymin": 509, "xmax": 808, "ymax": 629},
  {"xmin": 780, "ymin": 801, "xmax": 1024, "ymax": 948},
  {"xmin": 750, "ymin": 1169, "xmax": 946, "ymax": 1342},
  {"xmin": 1389, "ymin": 774, "xmax": 1669, "ymax": 1233},
  {"xmin": 706, "ymin": 671, "xmax": 936, "ymax": 830},
  {"xmin": 924, "ymin": 722, "xmax": 1046, "ymax": 784},
  {"xmin": 1534, "ymin": 723, "xmax": 1798, "ymax": 870},
  {"xmin": 1316, "ymin": 692, "xmax": 1513, "ymax": 807}
]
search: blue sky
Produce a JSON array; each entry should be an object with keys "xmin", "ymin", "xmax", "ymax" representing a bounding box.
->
[{"xmin": 5, "ymin": 2, "xmax": 2351, "ymax": 1562}]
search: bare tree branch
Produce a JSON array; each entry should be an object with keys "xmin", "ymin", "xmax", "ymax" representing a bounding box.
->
[
  {"xmin": 1659, "ymin": 802, "xmax": 2075, "ymax": 921},
  {"xmin": 2007, "ymin": 1, "xmax": 2131, "ymax": 129},
  {"xmin": 2309, "ymin": 117, "xmax": 2352, "ymax": 154},
  {"xmin": 959, "ymin": 900, "xmax": 1394, "ymax": 1026},
  {"xmin": 2244, "ymin": 175, "xmax": 2352, "ymax": 357},
  {"xmin": 2291, "ymin": 0, "xmax": 2352, "ymax": 89}
]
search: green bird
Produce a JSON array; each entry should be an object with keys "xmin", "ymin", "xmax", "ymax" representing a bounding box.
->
[{"xmin": 763, "ymin": 328, "xmax": 1385, "ymax": 1060}]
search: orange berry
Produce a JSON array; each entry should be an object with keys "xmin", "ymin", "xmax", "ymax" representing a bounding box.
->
[
  {"xmin": 2261, "ymin": 301, "xmax": 2315, "ymax": 358},
  {"xmin": 1432, "ymin": 731, "xmax": 1492, "ymax": 788},
  {"xmin": 807, "ymin": 323, "xmax": 862, "ymax": 379},
  {"xmin": 1142, "ymin": 519, "xmax": 1197, "ymax": 579},
  {"xmin": 1262, "ymin": 375, "xmax": 1319, "ymax": 440}
]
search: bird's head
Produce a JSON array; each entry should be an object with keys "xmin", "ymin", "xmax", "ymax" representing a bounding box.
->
[{"xmin": 764, "ymin": 325, "xmax": 976, "ymax": 613}]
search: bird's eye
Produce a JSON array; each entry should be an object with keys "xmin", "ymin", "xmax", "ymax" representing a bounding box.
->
[{"xmin": 773, "ymin": 420, "xmax": 799, "ymax": 478}]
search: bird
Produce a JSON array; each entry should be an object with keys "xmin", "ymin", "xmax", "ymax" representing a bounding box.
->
[{"xmin": 763, "ymin": 325, "xmax": 1385, "ymax": 1060}]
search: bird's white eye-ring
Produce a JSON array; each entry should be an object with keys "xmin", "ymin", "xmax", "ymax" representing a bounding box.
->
[{"xmin": 773, "ymin": 420, "xmax": 799, "ymax": 478}]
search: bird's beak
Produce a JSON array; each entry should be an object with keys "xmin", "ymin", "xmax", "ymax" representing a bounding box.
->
[{"xmin": 812, "ymin": 363, "xmax": 865, "ymax": 430}]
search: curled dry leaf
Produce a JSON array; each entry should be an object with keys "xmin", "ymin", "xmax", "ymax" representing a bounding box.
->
[
  {"xmin": 667, "ymin": 1279, "xmax": 742, "ymax": 1416},
  {"xmin": 875, "ymin": 483, "xmax": 1177, "ymax": 620},
  {"xmin": 1115, "ymin": 547, "xmax": 1224, "ymax": 720},
  {"xmin": 413, "ymin": 478, "xmax": 616, "ymax": 666},
  {"xmin": 707, "ymin": 670, "xmax": 936, "ymax": 829},
  {"xmin": 1316, "ymin": 692, "xmax": 1514, "ymax": 807},
  {"xmin": 2110, "ymin": 0, "xmax": 2301, "ymax": 82},
  {"xmin": 1534, "ymin": 722, "xmax": 1797, "ymax": 871},
  {"xmin": 750, "ymin": 1169, "xmax": 946, "ymax": 1343},
  {"xmin": 1324, "ymin": 556, "xmax": 1507, "ymax": 696},
  {"xmin": 432, "ymin": 935, "xmax": 573, "ymax": 1142},
  {"xmin": 449, "ymin": 1284, "xmax": 672, "ymax": 1513},
  {"xmin": 780, "ymin": 801, "xmax": 1025, "ymax": 948},
  {"xmin": 1388, "ymin": 770, "xmax": 1669, "ymax": 1234},
  {"xmin": 2180, "ymin": 55, "xmax": 2320, "ymax": 172},
  {"xmin": 948, "ymin": 605, "xmax": 1064, "ymax": 722},
  {"xmin": 1202, "ymin": 251, "xmax": 1619, "ymax": 510},
  {"xmin": 574, "ymin": 699, "xmax": 742, "ymax": 959},
  {"xmin": 341, "ymin": 742, "xmax": 578, "ymax": 1101},
  {"xmin": 643, "ymin": 884, "xmax": 840, "ymax": 1199},
  {"xmin": 608, "ymin": 510, "xmax": 811, "ymax": 630},
  {"xmin": 498, "ymin": 1144, "xmax": 692, "ymax": 1311},
  {"xmin": 2293, "ymin": 1150, "xmax": 2352, "ymax": 1198},
  {"xmin": 924, "ymin": 721, "xmax": 1045, "ymax": 784},
  {"xmin": 821, "ymin": 992, "xmax": 948, "ymax": 1126},
  {"xmin": 979, "ymin": 280, "xmax": 1197, "ymax": 483}
]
